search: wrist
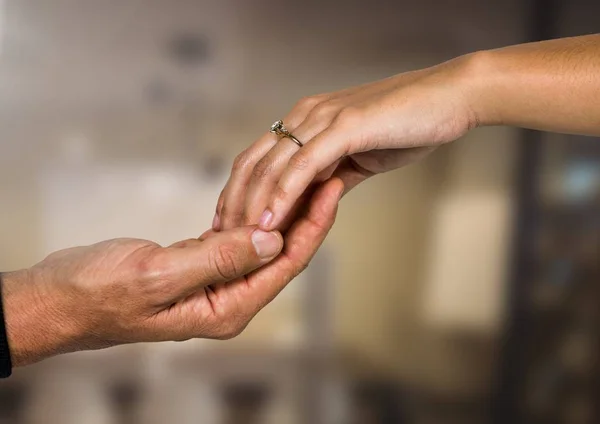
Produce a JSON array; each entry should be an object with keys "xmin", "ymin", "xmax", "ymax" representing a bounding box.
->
[
  {"xmin": 1, "ymin": 269, "xmax": 80, "ymax": 367},
  {"xmin": 449, "ymin": 49, "xmax": 503, "ymax": 129}
]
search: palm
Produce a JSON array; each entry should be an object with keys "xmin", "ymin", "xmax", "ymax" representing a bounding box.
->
[{"xmin": 161, "ymin": 276, "xmax": 250, "ymax": 335}]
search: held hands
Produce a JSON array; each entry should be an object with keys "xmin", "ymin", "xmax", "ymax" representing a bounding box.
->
[
  {"xmin": 2, "ymin": 179, "xmax": 344, "ymax": 367},
  {"xmin": 6, "ymin": 36, "xmax": 597, "ymax": 368},
  {"xmin": 214, "ymin": 54, "xmax": 481, "ymax": 232},
  {"xmin": 2, "ymin": 52, "xmax": 481, "ymax": 368}
]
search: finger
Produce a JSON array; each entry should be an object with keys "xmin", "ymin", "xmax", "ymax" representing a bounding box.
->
[
  {"xmin": 219, "ymin": 94, "xmax": 332, "ymax": 230},
  {"xmin": 165, "ymin": 177, "xmax": 343, "ymax": 342},
  {"xmin": 242, "ymin": 138, "xmax": 300, "ymax": 225},
  {"xmin": 219, "ymin": 99, "xmax": 323, "ymax": 231},
  {"xmin": 219, "ymin": 135, "xmax": 278, "ymax": 230},
  {"xmin": 269, "ymin": 183, "xmax": 320, "ymax": 233},
  {"xmin": 212, "ymin": 190, "xmax": 225, "ymax": 231},
  {"xmin": 197, "ymin": 229, "xmax": 227, "ymax": 292},
  {"xmin": 154, "ymin": 226, "xmax": 284, "ymax": 301},
  {"xmin": 242, "ymin": 100, "xmax": 343, "ymax": 227},
  {"xmin": 243, "ymin": 177, "xmax": 344, "ymax": 310},
  {"xmin": 242, "ymin": 136, "xmax": 322, "ymax": 227},
  {"xmin": 258, "ymin": 122, "xmax": 354, "ymax": 231}
]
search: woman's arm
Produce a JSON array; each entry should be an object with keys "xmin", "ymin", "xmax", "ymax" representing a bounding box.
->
[
  {"xmin": 213, "ymin": 34, "xmax": 600, "ymax": 233},
  {"xmin": 474, "ymin": 34, "xmax": 600, "ymax": 135}
]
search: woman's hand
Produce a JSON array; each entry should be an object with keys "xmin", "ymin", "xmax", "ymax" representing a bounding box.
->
[
  {"xmin": 213, "ymin": 35, "xmax": 600, "ymax": 232},
  {"xmin": 214, "ymin": 54, "xmax": 481, "ymax": 232}
]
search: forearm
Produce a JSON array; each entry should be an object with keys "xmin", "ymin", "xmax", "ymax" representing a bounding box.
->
[{"xmin": 468, "ymin": 34, "xmax": 600, "ymax": 135}]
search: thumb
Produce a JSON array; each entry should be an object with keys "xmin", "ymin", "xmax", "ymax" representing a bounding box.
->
[{"xmin": 160, "ymin": 226, "xmax": 283, "ymax": 300}]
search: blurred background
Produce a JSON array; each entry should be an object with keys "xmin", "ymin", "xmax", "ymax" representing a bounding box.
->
[{"xmin": 0, "ymin": 0, "xmax": 598, "ymax": 423}]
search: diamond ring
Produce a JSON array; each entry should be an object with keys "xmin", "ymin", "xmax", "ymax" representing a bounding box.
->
[{"xmin": 270, "ymin": 120, "xmax": 304, "ymax": 147}]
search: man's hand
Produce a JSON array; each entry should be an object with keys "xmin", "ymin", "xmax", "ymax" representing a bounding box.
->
[{"xmin": 1, "ymin": 178, "xmax": 344, "ymax": 367}]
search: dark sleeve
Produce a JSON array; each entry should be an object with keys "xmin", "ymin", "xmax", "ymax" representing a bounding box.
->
[{"xmin": 0, "ymin": 273, "xmax": 13, "ymax": 378}]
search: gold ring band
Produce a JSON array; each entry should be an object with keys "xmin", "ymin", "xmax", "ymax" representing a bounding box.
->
[
  {"xmin": 270, "ymin": 120, "xmax": 304, "ymax": 147},
  {"xmin": 284, "ymin": 134, "xmax": 304, "ymax": 148}
]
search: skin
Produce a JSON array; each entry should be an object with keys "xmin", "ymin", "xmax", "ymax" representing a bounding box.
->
[
  {"xmin": 214, "ymin": 34, "xmax": 600, "ymax": 233},
  {"xmin": 1, "ymin": 178, "xmax": 344, "ymax": 368}
]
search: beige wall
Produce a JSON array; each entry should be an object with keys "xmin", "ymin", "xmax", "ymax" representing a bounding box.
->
[
  {"xmin": 328, "ymin": 127, "xmax": 517, "ymax": 393},
  {"xmin": 0, "ymin": 0, "xmax": 525, "ymax": 398}
]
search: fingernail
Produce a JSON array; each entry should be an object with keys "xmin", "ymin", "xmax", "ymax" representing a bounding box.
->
[
  {"xmin": 252, "ymin": 230, "xmax": 281, "ymax": 259},
  {"xmin": 212, "ymin": 213, "xmax": 220, "ymax": 231},
  {"xmin": 259, "ymin": 209, "xmax": 274, "ymax": 229}
]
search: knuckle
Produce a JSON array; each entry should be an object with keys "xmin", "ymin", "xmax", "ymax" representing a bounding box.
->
[
  {"xmin": 334, "ymin": 106, "xmax": 363, "ymax": 127},
  {"xmin": 288, "ymin": 152, "xmax": 311, "ymax": 172},
  {"xmin": 232, "ymin": 151, "xmax": 252, "ymax": 173},
  {"xmin": 295, "ymin": 95, "xmax": 323, "ymax": 112},
  {"xmin": 208, "ymin": 244, "xmax": 241, "ymax": 281},
  {"xmin": 137, "ymin": 251, "xmax": 171, "ymax": 282},
  {"xmin": 309, "ymin": 100, "xmax": 340, "ymax": 121},
  {"xmin": 252, "ymin": 157, "xmax": 275, "ymax": 181},
  {"xmin": 273, "ymin": 184, "xmax": 290, "ymax": 203},
  {"xmin": 134, "ymin": 252, "xmax": 177, "ymax": 302}
]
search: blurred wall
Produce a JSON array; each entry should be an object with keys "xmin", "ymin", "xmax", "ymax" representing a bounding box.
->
[{"xmin": 0, "ymin": 0, "xmax": 528, "ymax": 407}]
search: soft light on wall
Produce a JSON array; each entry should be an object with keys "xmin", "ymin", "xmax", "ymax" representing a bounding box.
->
[{"xmin": 0, "ymin": 0, "xmax": 5, "ymax": 57}]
